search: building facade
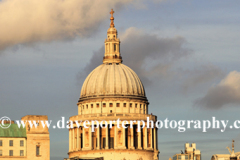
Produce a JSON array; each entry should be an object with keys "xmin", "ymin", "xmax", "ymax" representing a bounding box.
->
[
  {"xmin": 0, "ymin": 115, "xmax": 50, "ymax": 160},
  {"xmin": 172, "ymin": 143, "xmax": 201, "ymax": 160},
  {"xmin": 68, "ymin": 9, "xmax": 159, "ymax": 160},
  {"xmin": 211, "ymin": 140, "xmax": 240, "ymax": 160}
]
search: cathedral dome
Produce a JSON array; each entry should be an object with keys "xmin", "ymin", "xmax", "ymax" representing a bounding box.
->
[
  {"xmin": 79, "ymin": 9, "xmax": 147, "ymax": 102},
  {"xmin": 70, "ymin": 10, "xmax": 159, "ymax": 160},
  {"xmin": 80, "ymin": 63, "xmax": 146, "ymax": 100}
]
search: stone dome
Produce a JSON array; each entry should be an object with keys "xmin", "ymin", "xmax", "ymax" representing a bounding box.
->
[
  {"xmin": 80, "ymin": 63, "xmax": 146, "ymax": 100},
  {"xmin": 79, "ymin": 9, "xmax": 147, "ymax": 102}
]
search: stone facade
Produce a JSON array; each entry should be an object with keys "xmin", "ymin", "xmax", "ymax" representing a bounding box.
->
[
  {"xmin": 172, "ymin": 143, "xmax": 201, "ymax": 160},
  {"xmin": 0, "ymin": 137, "xmax": 27, "ymax": 159},
  {"xmin": 0, "ymin": 115, "xmax": 50, "ymax": 160},
  {"xmin": 211, "ymin": 140, "xmax": 240, "ymax": 160}
]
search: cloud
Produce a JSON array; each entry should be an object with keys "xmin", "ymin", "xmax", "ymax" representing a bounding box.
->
[
  {"xmin": 195, "ymin": 71, "xmax": 240, "ymax": 109},
  {"xmin": 0, "ymin": 0, "xmax": 135, "ymax": 51},
  {"xmin": 181, "ymin": 65, "xmax": 224, "ymax": 92},
  {"xmin": 77, "ymin": 27, "xmax": 192, "ymax": 85}
]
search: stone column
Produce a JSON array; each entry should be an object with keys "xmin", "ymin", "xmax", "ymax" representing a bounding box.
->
[
  {"xmin": 128, "ymin": 102, "xmax": 130, "ymax": 113},
  {"xmin": 82, "ymin": 128, "xmax": 85, "ymax": 150},
  {"xmin": 127, "ymin": 127, "xmax": 130, "ymax": 149},
  {"xmin": 72, "ymin": 128, "xmax": 75, "ymax": 151},
  {"xmin": 150, "ymin": 128, "xmax": 153, "ymax": 149},
  {"xmin": 77, "ymin": 128, "xmax": 79, "ymax": 151},
  {"xmin": 79, "ymin": 105, "xmax": 81, "ymax": 115},
  {"xmin": 69, "ymin": 129, "xmax": 72, "ymax": 152},
  {"xmin": 81, "ymin": 105, "xmax": 83, "ymax": 115},
  {"xmin": 134, "ymin": 104, "xmax": 136, "ymax": 113},
  {"xmin": 122, "ymin": 102, "xmax": 124, "ymax": 113},
  {"xmin": 114, "ymin": 125, "xmax": 117, "ymax": 148},
  {"xmin": 89, "ymin": 126, "xmax": 92, "ymax": 150},
  {"xmin": 130, "ymin": 127, "xmax": 134, "ymax": 149},
  {"xmin": 79, "ymin": 127, "xmax": 82, "ymax": 150},
  {"xmin": 123, "ymin": 127, "xmax": 126, "ymax": 149},
  {"xmin": 140, "ymin": 104, "xmax": 142, "ymax": 114},
  {"xmin": 154, "ymin": 127, "xmax": 156, "ymax": 150},
  {"xmin": 156, "ymin": 128, "xmax": 158, "ymax": 150},
  {"xmin": 146, "ymin": 105, "xmax": 148, "ymax": 114},
  {"xmin": 114, "ymin": 102, "xmax": 116, "ymax": 113},
  {"xmin": 138, "ymin": 127, "xmax": 142, "ymax": 149},
  {"xmin": 144, "ymin": 127, "xmax": 147, "ymax": 149},
  {"xmin": 106, "ymin": 124, "xmax": 109, "ymax": 149},
  {"xmin": 111, "ymin": 43, "xmax": 114, "ymax": 53},
  {"xmin": 97, "ymin": 127, "xmax": 100, "ymax": 149},
  {"xmin": 116, "ymin": 43, "xmax": 119, "ymax": 52}
]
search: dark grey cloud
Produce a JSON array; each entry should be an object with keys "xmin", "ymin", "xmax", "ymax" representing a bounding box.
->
[
  {"xmin": 181, "ymin": 65, "xmax": 225, "ymax": 92},
  {"xmin": 194, "ymin": 71, "xmax": 240, "ymax": 109},
  {"xmin": 77, "ymin": 27, "xmax": 192, "ymax": 86}
]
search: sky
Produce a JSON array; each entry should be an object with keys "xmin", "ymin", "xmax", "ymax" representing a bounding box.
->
[{"xmin": 0, "ymin": 0, "xmax": 240, "ymax": 159}]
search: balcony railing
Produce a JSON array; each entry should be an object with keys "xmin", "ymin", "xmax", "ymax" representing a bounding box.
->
[
  {"xmin": 103, "ymin": 55, "xmax": 122, "ymax": 60},
  {"xmin": 70, "ymin": 113, "xmax": 156, "ymax": 121}
]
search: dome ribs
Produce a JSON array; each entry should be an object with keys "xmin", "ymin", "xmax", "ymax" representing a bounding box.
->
[
  {"xmin": 80, "ymin": 65, "xmax": 99, "ymax": 97},
  {"xmin": 103, "ymin": 68, "xmax": 108, "ymax": 94},
  {"xmin": 127, "ymin": 67, "xmax": 139, "ymax": 95},
  {"xmin": 109, "ymin": 64, "xmax": 114, "ymax": 94},
  {"xmin": 93, "ymin": 65, "xmax": 104, "ymax": 96},
  {"xmin": 80, "ymin": 64, "xmax": 146, "ymax": 99},
  {"xmin": 121, "ymin": 65, "xmax": 134, "ymax": 95},
  {"xmin": 126, "ymin": 65, "xmax": 145, "ymax": 96},
  {"xmin": 115, "ymin": 64, "xmax": 122, "ymax": 94},
  {"xmin": 97, "ymin": 65, "xmax": 106, "ymax": 95},
  {"xmin": 127, "ymin": 66, "xmax": 138, "ymax": 95},
  {"xmin": 118, "ymin": 64, "xmax": 127, "ymax": 95},
  {"xmin": 120, "ymin": 65, "xmax": 130, "ymax": 94},
  {"xmin": 90, "ymin": 65, "xmax": 101, "ymax": 95}
]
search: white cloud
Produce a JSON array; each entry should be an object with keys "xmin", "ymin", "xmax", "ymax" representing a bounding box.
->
[
  {"xmin": 195, "ymin": 71, "xmax": 240, "ymax": 109},
  {"xmin": 0, "ymin": 0, "xmax": 135, "ymax": 50}
]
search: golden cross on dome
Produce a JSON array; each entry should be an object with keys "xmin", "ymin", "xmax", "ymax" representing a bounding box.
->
[
  {"xmin": 110, "ymin": 9, "xmax": 114, "ymax": 17},
  {"xmin": 110, "ymin": 9, "xmax": 115, "ymax": 28}
]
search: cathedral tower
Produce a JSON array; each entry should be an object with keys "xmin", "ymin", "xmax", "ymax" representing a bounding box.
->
[{"xmin": 68, "ymin": 9, "xmax": 159, "ymax": 160}]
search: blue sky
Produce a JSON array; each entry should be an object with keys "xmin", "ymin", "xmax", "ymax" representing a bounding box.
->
[{"xmin": 0, "ymin": 0, "xmax": 240, "ymax": 159}]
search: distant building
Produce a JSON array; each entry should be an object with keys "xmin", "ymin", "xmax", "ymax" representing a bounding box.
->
[
  {"xmin": 0, "ymin": 115, "xmax": 50, "ymax": 160},
  {"xmin": 211, "ymin": 140, "xmax": 240, "ymax": 160},
  {"xmin": 172, "ymin": 143, "xmax": 201, "ymax": 160}
]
